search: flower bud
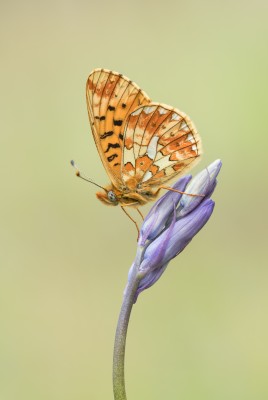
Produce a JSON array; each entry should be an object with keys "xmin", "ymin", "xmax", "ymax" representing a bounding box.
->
[
  {"xmin": 138, "ymin": 175, "xmax": 192, "ymax": 246},
  {"xmin": 128, "ymin": 160, "xmax": 221, "ymax": 301},
  {"xmin": 177, "ymin": 159, "xmax": 222, "ymax": 218},
  {"xmin": 140, "ymin": 199, "xmax": 215, "ymax": 275}
]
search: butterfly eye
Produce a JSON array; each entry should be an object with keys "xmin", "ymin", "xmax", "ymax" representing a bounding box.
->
[{"xmin": 108, "ymin": 191, "xmax": 117, "ymax": 202}]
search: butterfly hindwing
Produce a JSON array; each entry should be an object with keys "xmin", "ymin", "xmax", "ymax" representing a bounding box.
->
[
  {"xmin": 122, "ymin": 103, "xmax": 201, "ymax": 186},
  {"xmin": 86, "ymin": 69, "xmax": 151, "ymax": 187}
]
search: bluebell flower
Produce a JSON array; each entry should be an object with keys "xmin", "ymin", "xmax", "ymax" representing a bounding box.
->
[{"xmin": 128, "ymin": 159, "xmax": 222, "ymax": 302}]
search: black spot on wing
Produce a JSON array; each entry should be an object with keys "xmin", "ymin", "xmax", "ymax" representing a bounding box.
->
[
  {"xmin": 119, "ymin": 133, "xmax": 123, "ymax": 141},
  {"xmin": 108, "ymin": 105, "xmax": 115, "ymax": 111},
  {"xmin": 104, "ymin": 143, "xmax": 120, "ymax": 153},
  {"xmin": 113, "ymin": 119, "xmax": 123, "ymax": 126},
  {"xmin": 100, "ymin": 116, "xmax": 106, "ymax": 121},
  {"xmin": 100, "ymin": 131, "xmax": 113, "ymax": 139},
  {"xmin": 107, "ymin": 154, "xmax": 118, "ymax": 162}
]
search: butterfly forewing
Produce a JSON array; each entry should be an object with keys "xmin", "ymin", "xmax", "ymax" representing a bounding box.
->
[
  {"xmin": 86, "ymin": 68, "xmax": 201, "ymax": 207},
  {"xmin": 122, "ymin": 103, "xmax": 201, "ymax": 186},
  {"xmin": 86, "ymin": 68, "xmax": 151, "ymax": 187}
]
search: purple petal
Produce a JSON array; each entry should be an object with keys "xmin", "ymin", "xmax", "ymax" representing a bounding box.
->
[
  {"xmin": 177, "ymin": 159, "xmax": 222, "ymax": 218},
  {"xmin": 139, "ymin": 175, "xmax": 192, "ymax": 245},
  {"xmin": 140, "ymin": 199, "xmax": 215, "ymax": 274},
  {"xmin": 141, "ymin": 203, "xmax": 177, "ymax": 273},
  {"xmin": 134, "ymin": 263, "xmax": 168, "ymax": 303}
]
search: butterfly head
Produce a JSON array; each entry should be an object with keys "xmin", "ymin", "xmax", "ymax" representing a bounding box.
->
[{"xmin": 96, "ymin": 188, "xmax": 119, "ymax": 206}]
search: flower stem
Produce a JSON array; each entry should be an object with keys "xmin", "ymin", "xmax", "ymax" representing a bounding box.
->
[{"xmin": 113, "ymin": 272, "xmax": 140, "ymax": 400}]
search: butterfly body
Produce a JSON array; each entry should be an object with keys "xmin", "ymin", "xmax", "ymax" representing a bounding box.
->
[
  {"xmin": 96, "ymin": 180, "xmax": 160, "ymax": 207},
  {"xmin": 86, "ymin": 68, "xmax": 201, "ymax": 209}
]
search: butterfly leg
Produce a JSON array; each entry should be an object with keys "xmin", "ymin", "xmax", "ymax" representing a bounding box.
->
[
  {"xmin": 121, "ymin": 206, "xmax": 140, "ymax": 240},
  {"xmin": 136, "ymin": 208, "xmax": 144, "ymax": 220},
  {"xmin": 158, "ymin": 185, "xmax": 205, "ymax": 198}
]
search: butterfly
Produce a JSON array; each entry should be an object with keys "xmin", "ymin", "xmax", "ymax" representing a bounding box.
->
[{"xmin": 73, "ymin": 68, "xmax": 201, "ymax": 230}]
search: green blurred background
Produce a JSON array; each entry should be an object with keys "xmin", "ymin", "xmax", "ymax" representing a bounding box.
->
[{"xmin": 1, "ymin": 0, "xmax": 267, "ymax": 399}]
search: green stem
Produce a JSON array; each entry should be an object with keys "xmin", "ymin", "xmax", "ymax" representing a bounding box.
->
[{"xmin": 113, "ymin": 271, "xmax": 140, "ymax": 400}]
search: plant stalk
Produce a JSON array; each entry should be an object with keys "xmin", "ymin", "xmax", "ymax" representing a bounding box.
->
[{"xmin": 113, "ymin": 272, "xmax": 140, "ymax": 400}]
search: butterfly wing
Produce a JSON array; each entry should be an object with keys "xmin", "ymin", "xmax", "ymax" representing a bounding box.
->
[
  {"xmin": 86, "ymin": 68, "xmax": 151, "ymax": 187},
  {"xmin": 121, "ymin": 103, "xmax": 201, "ymax": 187}
]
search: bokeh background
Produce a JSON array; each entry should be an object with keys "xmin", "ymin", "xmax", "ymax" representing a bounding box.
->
[{"xmin": 1, "ymin": 1, "xmax": 267, "ymax": 399}]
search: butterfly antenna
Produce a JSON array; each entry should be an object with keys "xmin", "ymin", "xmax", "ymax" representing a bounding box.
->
[{"xmin": 70, "ymin": 160, "xmax": 107, "ymax": 191}]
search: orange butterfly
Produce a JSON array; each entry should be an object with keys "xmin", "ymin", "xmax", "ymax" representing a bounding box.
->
[{"xmin": 73, "ymin": 68, "xmax": 201, "ymax": 229}]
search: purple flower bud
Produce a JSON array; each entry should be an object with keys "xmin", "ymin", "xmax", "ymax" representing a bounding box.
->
[
  {"xmin": 177, "ymin": 159, "xmax": 222, "ymax": 218},
  {"xmin": 128, "ymin": 160, "xmax": 222, "ymax": 302},
  {"xmin": 138, "ymin": 175, "xmax": 192, "ymax": 246},
  {"xmin": 140, "ymin": 199, "xmax": 215, "ymax": 274},
  {"xmin": 134, "ymin": 263, "xmax": 168, "ymax": 302}
]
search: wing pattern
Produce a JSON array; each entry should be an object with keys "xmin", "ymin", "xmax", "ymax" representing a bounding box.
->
[
  {"xmin": 122, "ymin": 103, "xmax": 201, "ymax": 186},
  {"xmin": 86, "ymin": 68, "xmax": 151, "ymax": 186}
]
